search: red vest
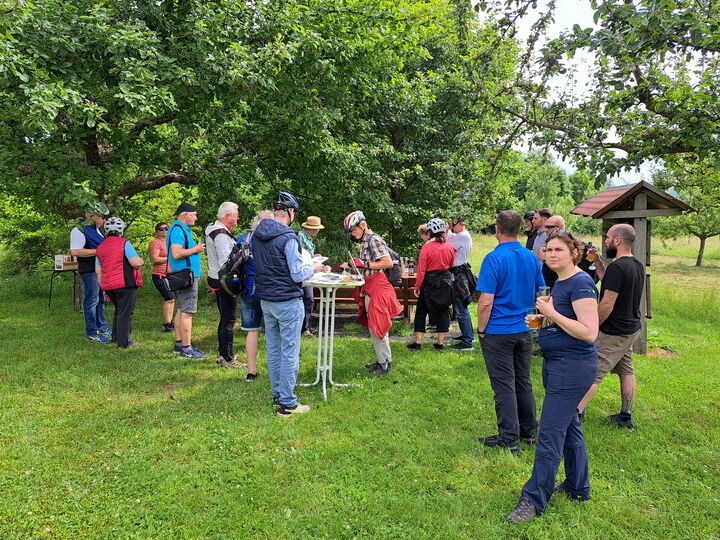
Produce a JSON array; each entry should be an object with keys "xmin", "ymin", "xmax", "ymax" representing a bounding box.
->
[{"xmin": 96, "ymin": 236, "xmax": 143, "ymax": 291}]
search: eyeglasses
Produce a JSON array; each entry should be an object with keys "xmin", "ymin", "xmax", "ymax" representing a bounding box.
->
[
  {"xmin": 157, "ymin": 227, "xmax": 168, "ymax": 231},
  {"xmin": 545, "ymin": 224, "xmax": 559, "ymax": 229},
  {"xmin": 548, "ymin": 228, "xmax": 576, "ymax": 241}
]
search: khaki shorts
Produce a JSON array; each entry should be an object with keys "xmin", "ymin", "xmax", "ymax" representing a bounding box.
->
[
  {"xmin": 594, "ymin": 329, "xmax": 642, "ymax": 385},
  {"xmin": 175, "ymin": 279, "xmax": 199, "ymax": 314}
]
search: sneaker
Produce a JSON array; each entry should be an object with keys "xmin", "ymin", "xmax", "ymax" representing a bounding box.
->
[
  {"xmin": 98, "ymin": 329, "xmax": 112, "ymax": 338},
  {"xmin": 507, "ymin": 497, "xmax": 537, "ymax": 524},
  {"xmin": 179, "ymin": 346, "xmax": 207, "ymax": 359},
  {"xmin": 480, "ymin": 435, "xmax": 519, "ymax": 454},
  {"xmin": 303, "ymin": 330, "xmax": 313, "ymax": 337},
  {"xmin": 162, "ymin": 322, "xmax": 175, "ymax": 332},
  {"xmin": 272, "ymin": 395, "xmax": 280, "ymax": 406},
  {"xmin": 578, "ymin": 409, "xmax": 586, "ymax": 422},
  {"xmin": 449, "ymin": 335, "xmax": 463, "ymax": 341},
  {"xmin": 87, "ymin": 333, "xmax": 111, "ymax": 343},
  {"xmin": 246, "ymin": 373, "xmax": 257, "ymax": 382},
  {"xmin": 368, "ymin": 363, "xmax": 391, "ymax": 377},
  {"xmin": 433, "ymin": 343, "xmax": 445, "ymax": 350},
  {"xmin": 128, "ymin": 340, "xmax": 141, "ymax": 347},
  {"xmin": 608, "ymin": 413, "xmax": 634, "ymax": 430},
  {"xmin": 276, "ymin": 403, "xmax": 310, "ymax": 417},
  {"xmin": 172, "ymin": 342, "xmax": 183, "ymax": 354},
  {"xmin": 365, "ymin": 361, "xmax": 379, "ymax": 370},
  {"xmin": 520, "ymin": 435, "xmax": 536, "ymax": 445},
  {"xmin": 407, "ymin": 342, "xmax": 422, "ymax": 350},
  {"xmin": 218, "ymin": 356, "xmax": 244, "ymax": 369},
  {"xmin": 450, "ymin": 342, "xmax": 473, "ymax": 351}
]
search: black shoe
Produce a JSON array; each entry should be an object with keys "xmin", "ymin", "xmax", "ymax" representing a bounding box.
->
[
  {"xmin": 163, "ymin": 322, "xmax": 175, "ymax": 332},
  {"xmin": 578, "ymin": 409, "xmax": 586, "ymax": 422},
  {"xmin": 554, "ymin": 481, "xmax": 590, "ymax": 502},
  {"xmin": 520, "ymin": 435, "xmax": 536, "ymax": 445},
  {"xmin": 368, "ymin": 363, "xmax": 391, "ymax": 377},
  {"xmin": 407, "ymin": 342, "xmax": 422, "ymax": 350},
  {"xmin": 365, "ymin": 361, "xmax": 379, "ymax": 370},
  {"xmin": 246, "ymin": 373, "xmax": 257, "ymax": 382},
  {"xmin": 450, "ymin": 342, "xmax": 473, "ymax": 351},
  {"xmin": 481, "ymin": 435, "xmax": 519, "ymax": 454},
  {"xmin": 608, "ymin": 413, "xmax": 634, "ymax": 429},
  {"xmin": 272, "ymin": 395, "xmax": 279, "ymax": 406},
  {"xmin": 433, "ymin": 343, "xmax": 445, "ymax": 350},
  {"xmin": 449, "ymin": 335, "xmax": 463, "ymax": 341}
]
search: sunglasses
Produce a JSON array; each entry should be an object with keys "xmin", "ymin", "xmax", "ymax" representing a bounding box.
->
[
  {"xmin": 157, "ymin": 227, "xmax": 169, "ymax": 231},
  {"xmin": 548, "ymin": 228, "xmax": 576, "ymax": 241},
  {"xmin": 545, "ymin": 224, "xmax": 559, "ymax": 229}
]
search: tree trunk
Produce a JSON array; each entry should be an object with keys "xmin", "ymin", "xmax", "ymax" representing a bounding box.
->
[
  {"xmin": 74, "ymin": 272, "xmax": 83, "ymax": 311},
  {"xmin": 696, "ymin": 236, "xmax": 706, "ymax": 267}
]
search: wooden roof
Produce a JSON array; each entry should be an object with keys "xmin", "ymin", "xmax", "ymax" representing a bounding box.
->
[{"xmin": 571, "ymin": 180, "xmax": 694, "ymax": 219}]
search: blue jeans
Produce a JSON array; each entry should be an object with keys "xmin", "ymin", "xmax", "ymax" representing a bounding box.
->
[
  {"xmin": 452, "ymin": 270, "xmax": 474, "ymax": 346},
  {"xmin": 81, "ymin": 272, "xmax": 107, "ymax": 336},
  {"xmin": 261, "ymin": 298, "xmax": 304, "ymax": 407},
  {"xmin": 521, "ymin": 353, "xmax": 597, "ymax": 513}
]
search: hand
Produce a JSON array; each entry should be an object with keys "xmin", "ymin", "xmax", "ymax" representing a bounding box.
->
[
  {"xmin": 339, "ymin": 262, "xmax": 349, "ymax": 270},
  {"xmin": 195, "ymin": 243, "xmax": 206, "ymax": 254},
  {"xmin": 312, "ymin": 262, "xmax": 324, "ymax": 273},
  {"xmin": 535, "ymin": 246, "xmax": 546, "ymax": 261},
  {"xmin": 413, "ymin": 289, "xmax": 420, "ymax": 298},
  {"xmin": 535, "ymin": 295, "xmax": 556, "ymax": 318}
]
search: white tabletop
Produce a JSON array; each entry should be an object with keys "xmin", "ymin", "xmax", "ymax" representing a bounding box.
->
[{"xmin": 302, "ymin": 272, "xmax": 364, "ymax": 288}]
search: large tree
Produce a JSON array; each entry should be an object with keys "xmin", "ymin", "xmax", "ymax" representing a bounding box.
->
[
  {"xmin": 0, "ymin": 0, "xmax": 519, "ymax": 256},
  {"xmin": 488, "ymin": 0, "xmax": 720, "ymax": 186}
]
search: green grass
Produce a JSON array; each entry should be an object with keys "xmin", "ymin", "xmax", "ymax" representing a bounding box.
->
[{"xmin": 0, "ymin": 238, "xmax": 719, "ymax": 538}]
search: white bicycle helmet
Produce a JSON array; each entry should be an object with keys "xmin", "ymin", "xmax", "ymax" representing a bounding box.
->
[
  {"xmin": 104, "ymin": 216, "xmax": 125, "ymax": 235},
  {"xmin": 427, "ymin": 218, "xmax": 446, "ymax": 234},
  {"xmin": 343, "ymin": 210, "xmax": 366, "ymax": 232}
]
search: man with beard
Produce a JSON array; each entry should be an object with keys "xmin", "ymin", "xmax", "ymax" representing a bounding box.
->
[{"xmin": 577, "ymin": 224, "xmax": 644, "ymax": 429}]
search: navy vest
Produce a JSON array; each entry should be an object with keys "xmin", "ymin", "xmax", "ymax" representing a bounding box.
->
[
  {"xmin": 78, "ymin": 225, "xmax": 106, "ymax": 274},
  {"xmin": 252, "ymin": 219, "xmax": 303, "ymax": 302}
]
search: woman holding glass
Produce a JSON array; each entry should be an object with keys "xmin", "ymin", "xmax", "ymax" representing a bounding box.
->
[{"xmin": 508, "ymin": 229, "xmax": 599, "ymax": 524}]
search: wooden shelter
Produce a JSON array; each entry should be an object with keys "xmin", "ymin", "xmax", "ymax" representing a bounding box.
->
[{"xmin": 571, "ymin": 180, "xmax": 694, "ymax": 353}]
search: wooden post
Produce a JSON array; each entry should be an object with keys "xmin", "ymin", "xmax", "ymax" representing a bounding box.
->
[{"xmin": 632, "ymin": 193, "xmax": 648, "ymax": 354}]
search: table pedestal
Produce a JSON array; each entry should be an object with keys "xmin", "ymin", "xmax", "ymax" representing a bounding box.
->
[{"xmin": 299, "ymin": 280, "xmax": 362, "ymax": 400}]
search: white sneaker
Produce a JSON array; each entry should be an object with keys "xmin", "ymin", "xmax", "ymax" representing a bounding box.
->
[{"xmin": 276, "ymin": 403, "xmax": 311, "ymax": 417}]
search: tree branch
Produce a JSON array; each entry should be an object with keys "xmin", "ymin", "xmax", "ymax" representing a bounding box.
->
[
  {"xmin": 130, "ymin": 115, "xmax": 175, "ymax": 137},
  {"xmin": 110, "ymin": 171, "xmax": 199, "ymax": 202}
]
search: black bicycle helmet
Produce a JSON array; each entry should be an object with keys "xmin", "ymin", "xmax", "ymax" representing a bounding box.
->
[{"xmin": 273, "ymin": 191, "xmax": 300, "ymax": 211}]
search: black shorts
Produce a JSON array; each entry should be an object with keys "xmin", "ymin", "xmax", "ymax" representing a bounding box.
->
[{"xmin": 152, "ymin": 275, "xmax": 176, "ymax": 301}]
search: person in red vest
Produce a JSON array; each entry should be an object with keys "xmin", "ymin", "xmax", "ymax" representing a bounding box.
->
[{"xmin": 95, "ymin": 217, "xmax": 145, "ymax": 348}]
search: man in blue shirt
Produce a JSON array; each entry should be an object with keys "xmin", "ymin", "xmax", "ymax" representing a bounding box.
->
[
  {"xmin": 252, "ymin": 192, "xmax": 323, "ymax": 417},
  {"xmin": 476, "ymin": 210, "xmax": 545, "ymax": 454},
  {"xmin": 167, "ymin": 202, "xmax": 206, "ymax": 359}
]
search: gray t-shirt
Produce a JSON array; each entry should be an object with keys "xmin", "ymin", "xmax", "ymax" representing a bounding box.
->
[
  {"xmin": 532, "ymin": 229, "xmax": 548, "ymax": 253},
  {"xmin": 446, "ymin": 229, "xmax": 472, "ymax": 266}
]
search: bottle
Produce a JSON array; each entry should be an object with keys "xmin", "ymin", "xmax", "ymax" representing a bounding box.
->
[{"xmin": 409, "ymin": 260, "xmax": 415, "ymax": 274}]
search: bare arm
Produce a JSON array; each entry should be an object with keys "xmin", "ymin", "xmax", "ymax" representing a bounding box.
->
[
  {"xmin": 128, "ymin": 255, "xmax": 144, "ymax": 268},
  {"xmin": 70, "ymin": 248, "xmax": 96, "ymax": 257},
  {"xmin": 594, "ymin": 257, "xmax": 607, "ymax": 280},
  {"xmin": 368, "ymin": 254, "xmax": 393, "ymax": 270},
  {"xmin": 171, "ymin": 243, "xmax": 205, "ymax": 260},
  {"xmin": 476, "ymin": 293, "xmax": 495, "ymax": 335},
  {"xmin": 597, "ymin": 289, "xmax": 618, "ymax": 326},
  {"xmin": 536, "ymin": 296, "xmax": 599, "ymax": 343},
  {"xmin": 148, "ymin": 243, "xmax": 167, "ymax": 265}
]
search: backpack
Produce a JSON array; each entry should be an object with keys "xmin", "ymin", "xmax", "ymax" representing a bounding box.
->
[
  {"xmin": 216, "ymin": 231, "xmax": 252, "ymax": 296},
  {"xmin": 385, "ymin": 247, "xmax": 402, "ymax": 286}
]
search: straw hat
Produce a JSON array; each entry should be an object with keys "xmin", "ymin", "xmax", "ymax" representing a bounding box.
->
[{"xmin": 301, "ymin": 216, "xmax": 324, "ymax": 230}]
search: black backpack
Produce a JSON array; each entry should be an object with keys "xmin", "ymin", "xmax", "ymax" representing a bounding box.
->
[
  {"xmin": 385, "ymin": 247, "xmax": 402, "ymax": 286},
  {"xmin": 215, "ymin": 231, "xmax": 252, "ymax": 296}
]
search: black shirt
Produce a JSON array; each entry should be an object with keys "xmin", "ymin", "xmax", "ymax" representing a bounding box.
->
[
  {"xmin": 525, "ymin": 230, "xmax": 538, "ymax": 250},
  {"xmin": 599, "ymin": 256, "xmax": 645, "ymax": 336}
]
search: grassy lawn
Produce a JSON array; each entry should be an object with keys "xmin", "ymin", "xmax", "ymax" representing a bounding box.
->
[{"xmin": 1, "ymin": 235, "xmax": 718, "ymax": 538}]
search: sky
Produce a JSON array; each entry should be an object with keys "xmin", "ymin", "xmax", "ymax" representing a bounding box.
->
[{"xmin": 512, "ymin": 0, "xmax": 653, "ymax": 184}]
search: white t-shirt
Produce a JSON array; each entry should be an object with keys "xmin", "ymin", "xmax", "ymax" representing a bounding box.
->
[
  {"xmin": 446, "ymin": 228, "xmax": 472, "ymax": 266},
  {"xmin": 70, "ymin": 226, "xmax": 104, "ymax": 250}
]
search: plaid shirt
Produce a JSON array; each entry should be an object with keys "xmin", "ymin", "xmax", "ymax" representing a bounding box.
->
[{"xmin": 359, "ymin": 230, "xmax": 390, "ymax": 276}]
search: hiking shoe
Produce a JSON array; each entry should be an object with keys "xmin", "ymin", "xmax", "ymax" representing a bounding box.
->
[
  {"xmin": 450, "ymin": 342, "xmax": 473, "ymax": 351},
  {"xmin": 163, "ymin": 322, "xmax": 175, "ymax": 332},
  {"xmin": 608, "ymin": 413, "xmax": 634, "ymax": 430},
  {"xmin": 246, "ymin": 373, "xmax": 257, "ymax": 382},
  {"xmin": 180, "ymin": 346, "xmax": 207, "ymax": 359},
  {"xmin": 407, "ymin": 342, "xmax": 422, "ymax": 350},
  {"xmin": 520, "ymin": 435, "xmax": 536, "ymax": 445},
  {"xmin": 368, "ymin": 363, "xmax": 391, "ymax": 377},
  {"xmin": 433, "ymin": 343, "xmax": 445, "ymax": 350},
  {"xmin": 481, "ymin": 435, "xmax": 519, "ymax": 454},
  {"xmin": 507, "ymin": 498, "xmax": 537, "ymax": 524},
  {"xmin": 554, "ymin": 481, "xmax": 590, "ymax": 502},
  {"xmin": 218, "ymin": 356, "xmax": 244, "ymax": 369},
  {"xmin": 276, "ymin": 403, "xmax": 310, "ymax": 417},
  {"xmin": 87, "ymin": 333, "xmax": 111, "ymax": 343}
]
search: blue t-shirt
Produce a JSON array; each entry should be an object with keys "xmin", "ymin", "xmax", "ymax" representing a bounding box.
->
[
  {"xmin": 539, "ymin": 272, "xmax": 598, "ymax": 357},
  {"xmin": 95, "ymin": 241, "xmax": 138, "ymax": 268},
  {"xmin": 476, "ymin": 241, "xmax": 545, "ymax": 334},
  {"xmin": 167, "ymin": 220, "xmax": 201, "ymax": 278}
]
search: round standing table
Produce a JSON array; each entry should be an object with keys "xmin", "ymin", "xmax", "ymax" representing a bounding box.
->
[{"xmin": 299, "ymin": 274, "xmax": 364, "ymax": 400}]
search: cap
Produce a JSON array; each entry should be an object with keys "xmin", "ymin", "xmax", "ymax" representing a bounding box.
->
[
  {"xmin": 174, "ymin": 202, "xmax": 197, "ymax": 215},
  {"xmin": 451, "ymin": 216, "xmax": 466, "ymax": 224}
]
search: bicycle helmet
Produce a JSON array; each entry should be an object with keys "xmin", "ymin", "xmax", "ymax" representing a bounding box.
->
[
  {"xmin": 343, "ymin": 210, "xmax": 366, "ymax": 232},
  {"xmin": 89, "ymin": 202, "xmax": 110, "ymax": 217},
  {"xmin": 272, "ymin": 191, "xmax": 300, "ymax": 211},
  {"xmin": 427, "ymin": 218, "xmax": 446, "ymax": 234},
  {"xmin": 523, "ymin": 211, "xmax": 535, "ymax": 221},
  {"xmin": 104, "ymin": 216, "xmax": 125, "ymax": 235}
]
